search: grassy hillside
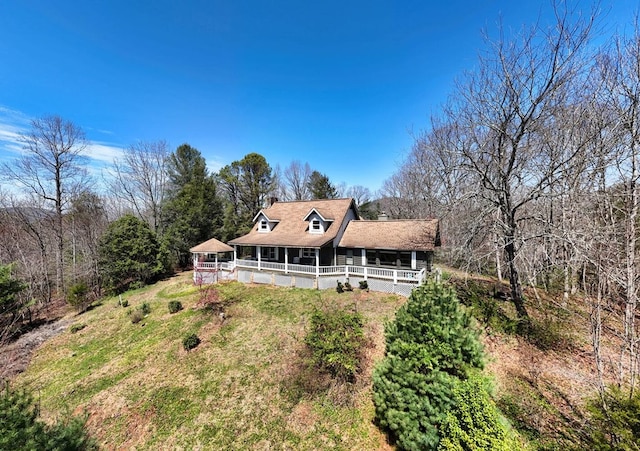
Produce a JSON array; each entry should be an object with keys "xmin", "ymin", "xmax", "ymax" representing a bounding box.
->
[{"xmin": 15, "ymin": 273, "xmax": 404, "ymax": 450}]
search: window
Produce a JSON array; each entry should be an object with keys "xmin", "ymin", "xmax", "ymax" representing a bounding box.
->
[
  {"xmin": 259, "ymin": 219, "xmax": 269, "ymax": 232},
  {"xmin": 310, "ymin": 219, "xmax": 321, "ymax": 233},
  {"xmin": 261, "ymin": 247, "xmax": 277, "ymax": 260},
  {"xmin": 366, "ymin": 250, "xmax": 377, "ymax": 266},
  {"xmin": 399, "ymin": 252, "xmax": 411, "ymax": 268},
  {"xmin": 302, "ymin": 248, "xmax": 315, "ymax": 258},
  {"xmin": 379, "ymin": 250, "xmax": 397, "ymax": 267},
  {"xmin": 346, "ymin": 249, "xmax": 354, "ymax": 265}
]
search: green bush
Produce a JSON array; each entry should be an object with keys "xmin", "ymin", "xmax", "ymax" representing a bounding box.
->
[
  {"xmin": 168, "ymin": 300, "xmax": 183, "ymax": 314},
  {"xmin": 305, "ymin": 307, "xmax": 364, "ymax": 381},
  {"xmin": 336, "ymin": 281, "xmax": 344, "ymax": 293},
  {"xmin": 359, "ymin": 280, "xmax": 368, "ymax": 290},
  {"xmin": 0, "ymin": 382, "xmax": 97, "ymax": 450},
  {"xmin": 344, "ymin": 281, "xmax": 353, "ymax": 291},
  {"xmin": 70, "ymin": 324, "xmax": 86, "ymax": 334},
  {"xmin": 120, "ymin": 299, "xmax": 129, "ymax": 308},
  {"xmin": 438, "ymin": 375, "xmax": 519, "ymax": 451},
  {"xmin": 183, "ymin": 333, "xmax": 201, "ymax": 351},
  {"xmin": 373, "ymin": 281, "xmax": 484, "ymax": 450},
  {"xmin": 66, "ymin": 282, "xmax": 91, "ymax": 312},
  {"xmin": 140, "ymin": 302, "xmax": 151, "ymax": 315},
  {"xmin": 587, "ymin": 386, "xmax": 640, "ymax": 449}
]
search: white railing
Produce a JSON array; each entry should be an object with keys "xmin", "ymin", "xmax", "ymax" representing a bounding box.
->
[
  {"xmin": 195, "ymin": 261, "xmax": 234, "ymax": 270},
  {"xmin": 232, "ymin": 258, "xmax": 426, "ymax": 285}
]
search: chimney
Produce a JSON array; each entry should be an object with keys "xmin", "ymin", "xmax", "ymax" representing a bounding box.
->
[
  {"xmin": 269, "ymin": 197, "xmax": 278, "ymax": 206},
  {"xmin": 378, "ymin": 211, "xmax": 388, "ymax": 221}
]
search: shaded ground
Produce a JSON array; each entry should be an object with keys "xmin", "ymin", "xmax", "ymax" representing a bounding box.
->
[{"xmin": 1, "ymin": 317, "xmax": 72, "ymax": 380}]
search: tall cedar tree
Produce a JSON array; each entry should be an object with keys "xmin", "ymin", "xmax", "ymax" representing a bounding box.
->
[
  {"xmin": 162, "ymin": 144, "xmax": 222, "ymax": 267},
  {"xmin": 98, "ymin": 214, "xmax": 168, "ymax": 293},
  {"xmin": 373, "ymin": 282, "xmax": 484, "ymax": 450},
  {"xmin": 307, "ymin": 170, "xmax": 338, "ymax": 199}
]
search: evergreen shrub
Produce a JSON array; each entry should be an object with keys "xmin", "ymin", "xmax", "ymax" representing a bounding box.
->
[
  {"xmin": 183, "ymin": 333, "xmax": 201, "ymax": 351},
  {"xmin": 587, "ymin": 385, "xmax": 640, "ymax": 449},
  {"xmin": 305, "ymin": 307, "xmax": 364, "ymax": 381},
  {"xmin": 438, "ymin": 375, "xmax": 519, "ymax": 451},
  {"xmin": 168, "ymin": 300, "xmax": 183, "ymax": 314},
  {"xmin": 0, "ymin": 382, "xmax": 96, "ymax": 450},
  {"xmin": 373, "ymin": 281, "xmax": 484, "ymax": 450}
]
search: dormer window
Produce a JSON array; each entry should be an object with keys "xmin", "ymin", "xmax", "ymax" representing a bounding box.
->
[
  {"xmin": 311, "ymin": 219, "xmax": 321, "ymax": 232},
  {"xmin": 259, "ymin": 219, "xmax": 269, "ymax": 232}
]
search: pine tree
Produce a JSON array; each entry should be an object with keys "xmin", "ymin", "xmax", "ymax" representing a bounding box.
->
[{"xmin": 373, "ymin": 282, "xmax": 484, "ymax": 450}]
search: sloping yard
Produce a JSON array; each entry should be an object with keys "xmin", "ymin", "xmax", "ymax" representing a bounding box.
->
[{"xmin": 13, "ymin": 273, "xmax": 404, "ymax": 450}]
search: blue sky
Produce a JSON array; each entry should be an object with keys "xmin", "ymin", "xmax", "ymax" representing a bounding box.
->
[{"xmin": 0, "ymin": 0, "xmax": 637, "ymax": 194}]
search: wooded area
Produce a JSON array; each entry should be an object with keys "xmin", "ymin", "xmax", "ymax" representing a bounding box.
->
[{"xmin": 2, "ymin": 3, "xmax": 640, "ymax": 446}]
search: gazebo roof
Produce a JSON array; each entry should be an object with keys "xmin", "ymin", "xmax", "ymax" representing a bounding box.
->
[{"xmin": 190, "ymin": 237, "xmax": 234, "ymax": 254}]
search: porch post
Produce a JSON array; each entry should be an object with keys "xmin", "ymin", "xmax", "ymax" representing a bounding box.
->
[
  {"xmin": 315, "ymin": 248, "xmax": 320, "ymax": 277},
  {"xmin": 361, "ymin": 248, "xmax": 366, "ymax": 265},
  {"xmin": 257, "ymin": 246, "xmax": 262, "ymax": 271},
  {"xmin": 215, "ymin": 253, "xmax": 219, "ymax": 283},
  {"xmin": 285, "ymin": 247, "xmax": 289, "ymax": 274},
  {"xmin": 411, "ymin": 251, "xmax": 417, "ymax": 270},
  {"xmin": 233, "ymin": 246, "xmax": 237, "ymax": 268}
]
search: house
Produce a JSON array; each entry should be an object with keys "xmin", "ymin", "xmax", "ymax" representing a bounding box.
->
[{"xmin": 192, "ymin": 198, "xmax": 440, "ymax": 296}]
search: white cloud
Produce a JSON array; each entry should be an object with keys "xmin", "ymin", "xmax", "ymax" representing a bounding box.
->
[{"xmin": 83, "ymin": 142, "xmax": 125, "ymax": 165}]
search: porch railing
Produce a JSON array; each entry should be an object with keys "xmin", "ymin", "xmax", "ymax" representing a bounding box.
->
[{"xmin": 230, "ymin": 258, "xmax": 427, "ymax": 284}]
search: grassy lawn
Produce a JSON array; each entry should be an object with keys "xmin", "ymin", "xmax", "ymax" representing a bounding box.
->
[{"xmin": 16, "ymin": 273, "xmax": 404, "ymax": 450}]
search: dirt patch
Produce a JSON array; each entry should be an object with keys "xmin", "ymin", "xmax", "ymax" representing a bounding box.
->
[{"xmin": 0, "ymin": 317, "xmax": 72, "ymax": 380}]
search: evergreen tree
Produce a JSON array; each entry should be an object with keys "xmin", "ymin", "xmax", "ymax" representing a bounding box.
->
[
  {"xmin": 307, "ymin": 170, "xmax": 338, "ymax": 199},
  {"xmin": 98, "ymin": 214, "xmax": 169, "ymax": 293},
  {"xmin": 162, "ymin": 144, "xmax": 222, "ymax": 267},
  {"xmin": 0, "ymin": 382, "xmax": 97, "ymax": 450},
  {"xmin": 373, "ymin": 282, "xmax": 484, "ymax": 450}
]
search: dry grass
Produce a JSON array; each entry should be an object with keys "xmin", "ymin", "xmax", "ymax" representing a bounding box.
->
[{"xmin": 14, "ymin": 272, "xmax": 404, "ymax": 450}]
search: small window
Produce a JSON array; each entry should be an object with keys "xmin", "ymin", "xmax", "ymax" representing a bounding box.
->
[
  {"xmin": 379, "ymin": 250, "xmax": 397, "ymax": 267},
  {"xmin": 399, "ymin": 252, "xmax": 411, "ymax": 268},
  {"xmin": 302, "ymin": 248, "xmax": 315, "ymax": 258},
  {"xmin": 259, "ymin": 219, "xmax": 269, "ymax": 232},
  {"xmin": 310, "ymin": 219, "xmax": 321, "ymax": 232},
  {"xmin": 346, "ymin": 249, "xmax": 354, "ymax": 265},
  {"xmin": 261, "ymin": 247, "xmax": 277, "ymax": 260},
  {"xmin": 366, "ymin": 250, "xmax": 377, "ymax": 266}
]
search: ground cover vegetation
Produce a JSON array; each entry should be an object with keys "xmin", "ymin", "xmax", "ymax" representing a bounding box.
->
[
  {"xmin": 1, "ymin": 2, "xmax": 640, "ymax": 449},
  {"xmin": 9, "ymin": 274, "xmax": 407, "ymax": 449}
]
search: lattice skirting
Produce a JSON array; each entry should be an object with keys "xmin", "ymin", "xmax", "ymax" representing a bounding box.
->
[{"xmin": 205, "ymin": 269, "xmax": 418, "ymax": 297}]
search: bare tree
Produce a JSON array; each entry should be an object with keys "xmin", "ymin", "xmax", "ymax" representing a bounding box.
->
[
  {"xmin": 107, "ymin": 140, "xmax": 168, "ymax": 234},
  {"xmin": 442, "ymin": 6, "xmax": 595, "ymax": 319},
  {"xmin": 2, "ymin": 115, "xmax": 89, "ymax": 296},
  {"xmin": 282, "ymin": 160, "xmax": 312, "ymax": 200}
]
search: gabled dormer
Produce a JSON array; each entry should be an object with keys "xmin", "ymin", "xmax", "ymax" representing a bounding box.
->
[
  {"xmin": 253, "ymin": 210, "xmax": 279, "ymax": 233},
  {"xmin": 303, "ymin": 208, "xmax": 334, "ymax": 235}
]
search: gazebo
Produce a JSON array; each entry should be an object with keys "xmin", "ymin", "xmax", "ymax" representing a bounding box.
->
[{"xmin": 190, "ymin": 238, "xmax": 234, "ymax": 283}]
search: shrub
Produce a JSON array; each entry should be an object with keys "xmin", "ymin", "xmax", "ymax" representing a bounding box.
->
[
  {"xmin": 70, "ymin": 324, "xmax": 86, "ymax": 334},
  {"xmin": 67, "ymin": 282, "xmax": 91, "ymax": 312},
  {"xmin": 587, "ymin": 385, "xmax": 640, "ymax": 449},
  {"xmin": 168, "ymin": 300, "xmax": 183, "ymax": 314},
  {"xmin": 359, "ymin": 280, "xmax": 368, "ymax": 290},
  {"xmin": 130, "ymin": 310, "xmax": 143, "ymax": 324},
  {"xmin": 140, "ymin": 302, "xmax": 151, "ymax": 315},
  {"xmin": 0, "ymin": 382, "xmax": 97, "ymax": 450},
  {"xmin": 120, "ymin": 299, "xmax": 129, "ymax": 308},
  {"xmin": 438, "ymin": 375, "xmax": 519, "ymax": 450},
  {"xmin": 305, "ymin": 307, "xmax": 364, "ymax": 381},
  {"xmin": 373, "ymin": 281, "xmax": 484, "ymax": 450},
  {"xmin": 183, "ymin": 333, "xmax": 201, "ymax": 351},
  {"xmin": 336, "ymin": 281, "xmax": 344, "ymax": 293},
  {"xmin": 344, "ymin": 281, "xmax": 353, "ymax": 291}
]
